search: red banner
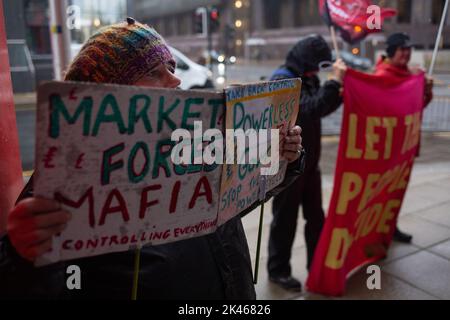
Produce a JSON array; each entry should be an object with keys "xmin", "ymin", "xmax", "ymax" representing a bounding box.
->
[
  {"xmin": 306, "ymin": 69, "xmax": 425, "ymax": 296},
  {"xmin": 319, "ymin": 0, "xmax": 397, "ymax": 44},
  {"xmin": 0, "ymin": 1, "xmax": 23, "ymax": 234}
]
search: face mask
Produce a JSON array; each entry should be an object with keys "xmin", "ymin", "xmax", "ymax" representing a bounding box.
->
[{"xmin": 319, "ymin": 61, "xmax": 333, "ymax": 72}]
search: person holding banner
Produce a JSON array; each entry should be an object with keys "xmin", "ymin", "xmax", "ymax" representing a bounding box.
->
[
  {"xmin": 267, "ymin": 35, "xmax": 347, "ymax": 292},
  {"xmin": 0, "ymin": 18, "xmax": 304, "ymax": 299},
  {"xmin": 374, "ymin": 32, "xmax": 434, "ymax": 243},
  {"xmin": 375, "ymin": 33, "xmax": 433, "ymax": 109}
]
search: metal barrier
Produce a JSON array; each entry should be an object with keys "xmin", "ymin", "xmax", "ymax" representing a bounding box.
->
[
  {"xmin": 322, "ymin": 95, "xmax": 450, "ymax": 135},
  {"xmin": 422, "ymin": 96, "xmax": 450, "ymax": 132}
]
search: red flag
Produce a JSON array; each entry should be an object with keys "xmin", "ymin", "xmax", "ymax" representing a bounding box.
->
[
  {"xmin": 319, "ymin": 0, "xmax": 397, "ymax": 44},
  {"xmin": 306, "ymin": 69, "xmax": 424, "ymax": 296},
  {"xmin": 0, "ymin": 1, "xmax": 23, "ymax": 234}
]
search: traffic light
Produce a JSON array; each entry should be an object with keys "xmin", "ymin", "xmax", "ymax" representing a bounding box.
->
[
  {"xmin": 194, "ymin": 7, "xmax": 220, "ymax": 35},
  {"xmin": 209, "ymin": 7, "xmax": 220, "ymax": 33},
  {"xmin": 194, "ymin": 7, "xmax": 207, "ymax": 35}
]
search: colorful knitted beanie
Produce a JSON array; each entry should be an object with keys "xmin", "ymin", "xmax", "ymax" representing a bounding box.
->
[{"xmin": 64, "ymin": 17, "xmax": 175, "ymax": 85}]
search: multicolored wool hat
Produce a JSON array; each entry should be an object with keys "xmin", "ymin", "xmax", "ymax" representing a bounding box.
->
[{"xmin": 64, "ymin": 17, "xmax": 175, "ymax": 85}]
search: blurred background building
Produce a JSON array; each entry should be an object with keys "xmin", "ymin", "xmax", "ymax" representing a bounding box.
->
[
  {"xmin": 133, "ymin": 0, "xmax": 450, "ymax": 67},
  {"xmin": 2, "ymin": 0, "xmax": 127, "ymax": 92},
  {"xmin": 2, "ymin": 0, "xmax": 450, "ymax": 92}
]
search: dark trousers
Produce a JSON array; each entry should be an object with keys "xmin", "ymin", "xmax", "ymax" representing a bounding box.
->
[{"xmin": 268, "ymin": 168, "xmax": 325, "ymax": 277}]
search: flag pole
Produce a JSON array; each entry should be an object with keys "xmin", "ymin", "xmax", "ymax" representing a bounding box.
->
[
  {"xmin": 429, "ymin": 0, "xmax": 449, "ymax": 77},
  {"xmin": 330, "ymin": 25, "xmax": 341, "ymax": 60},
  {"xmin": 131, "ymin": 246, "xmax": 141, "ymax": 300},
  {"xmin": 254, "ymin": 174, "xmax": 268, "ymax": 284},
  {"xmin": 253, "ymin": 202, "xmax": 265, "ymax": 284},
  {"xmin": 49, "ymin": 0, "xmax": 72, "ymax": 80}
]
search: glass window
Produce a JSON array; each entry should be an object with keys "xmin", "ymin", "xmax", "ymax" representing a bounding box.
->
[
  {"xmin": 7, "ymin": 40, "xmax": 34, "ymax": 73},
  {"xmin": 24, "ymin": 0, "xmax": 51, "ymax": 55},
  {"xmin": 397, "ymin": 0, "xmax": 412, "ymax": 23},
  {"xmin": 263, "ymin": 0, "xmax": 281, "ymax": 29},
  {"xmin": 432, "ymin": 0, "xmax": 446, "ymax": 24},
  {"xmin": 176, "ymin": 13, "xmax": 189, "ymax": 36},
  {"xmin": 69, "ymin": 0, "xmax": 127, "ymax": 46},
  {"xmin": 295, "ymin": 0, "xmax": 321, "ymax": 27},
  {"xmin": 163, "ymin": 17, "xmax": 174, "ymax": 37},
  {"xmin": 7, "ymin": 43, "xmax": 29, "ymax": 68}
]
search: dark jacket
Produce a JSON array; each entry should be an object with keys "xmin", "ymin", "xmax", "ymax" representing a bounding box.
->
[
  {"xmin": 271, "ymin": 40, "xmax": 342, "ymax": 173},
  {"xmin": 0, "ymin": 159, "xmax": 304, "ymax": 300}
]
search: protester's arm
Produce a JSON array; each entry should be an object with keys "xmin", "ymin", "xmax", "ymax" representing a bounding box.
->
[
  {"xmin": 1, "ymin": 176, "xmax": 70, "ymax": 264},
  {"xmin": 300, "ymin": 59, "xmax": 346, "ymax": 119},
  {"xmin": 7, "ymin": 197, "xmax": 70, "ymax": 261},
  {"xmin": 0, "ymin": 233, "xmax": 68, "ymax": 299},
  {"xmin": 424, "ymin": 76, "xmax": 433, "ymax": 108},
  {"xmin": 300, "ymin": 80, "xmax": 342, "ymax": 119},
  {"xmin": 0, "ymin": 177, "xmax": 34, "ymax": 283},
  {"xmin": 0, "ymin": 234, "xmax": 35, "ymax": 297},
  {"xmin": 0, "ymin": 178, "xmax": 32, "ymax": 292},
  {"xmin": 0, "ymin": 177, "xmax": 69, "ymax": 298}
]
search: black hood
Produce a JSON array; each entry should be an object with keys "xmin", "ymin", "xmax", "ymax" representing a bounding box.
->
[{"xmin": 285, "ymin": 34, "xmax": 332, "ymax": 76}]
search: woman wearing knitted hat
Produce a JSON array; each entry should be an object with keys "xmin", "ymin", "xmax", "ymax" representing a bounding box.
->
[{"xmin": 0, "ymin": 18, "xmax": 304, "ymax": 299}]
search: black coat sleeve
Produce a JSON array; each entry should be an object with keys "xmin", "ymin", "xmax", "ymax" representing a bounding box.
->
[
  {"xmin": 0, "ymin": 176, "xmax": 66, "ymax": 299},
  {"xmin": 0, "ymin": 232, "xmax": 67, "ymax": 299},
  {"xmin": 300, "ymin": 79, "xmax": 342, "ymax": 120}
]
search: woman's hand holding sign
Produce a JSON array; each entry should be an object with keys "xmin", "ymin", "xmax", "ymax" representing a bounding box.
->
[
  {"xmin": 7, "ymin": 197, "xmax": 71, "ymax": 261},
  {"xmin": 7, "ymin": 127, "xmax": 302, "ymax": 263},
  {"xmin": 281, "ymin": 125, "xmax": 303, "ymax": 163}
]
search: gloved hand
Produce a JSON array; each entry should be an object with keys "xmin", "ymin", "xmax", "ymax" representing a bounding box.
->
[
  {"xmin": 331, "ymin": 58, "xmax": 347, "ymax": 84},
  {"xmin": 282, "ymin": 125, "xmax": 303, "ymax": 163},
  {"xmin": 7, "ymin": 197, "xmax": 71, "ymax": 262}
]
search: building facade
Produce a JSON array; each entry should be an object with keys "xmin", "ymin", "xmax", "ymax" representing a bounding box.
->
[
  {"xmin": 3, "ymin": 0, "xmax": 129, "ymax": 93},
  {"xmin": 133, "ymin": 0, "xmax": 450, "ymax": 66},
  {"xmin": 4, "ymin": 0, "xmax": 450, "ymax": 93}
]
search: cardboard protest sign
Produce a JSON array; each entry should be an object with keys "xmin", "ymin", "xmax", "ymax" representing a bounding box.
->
[
  {"xmin": 306, "ymin": 69, "xmax": 425, "ymax": 296},
  {"xmin": 34, "ymin": 79, "xmax": 301, "ymax": 265},
  {"xmin": 35, "ymin": 82, "xmax": 224, "ymax": 265},
  {"xmin": 218, "ymin": 79, "xmax": 301, "ymax": 225}
]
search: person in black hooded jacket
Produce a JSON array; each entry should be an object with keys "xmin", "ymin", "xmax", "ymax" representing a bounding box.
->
[{"xmin": 267, "ymin": 34, "xmax": 347, "ymax": 292}]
